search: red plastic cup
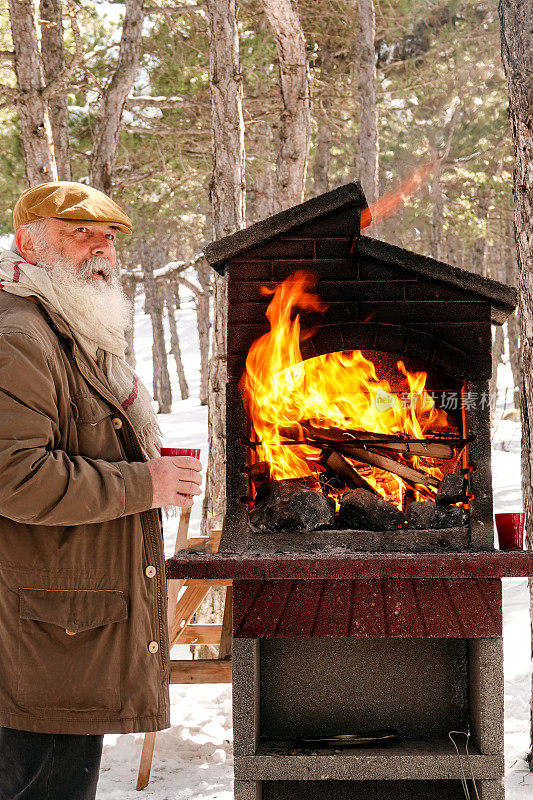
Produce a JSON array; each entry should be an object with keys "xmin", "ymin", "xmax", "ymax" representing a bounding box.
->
[
  {"xmin": 160, "ymin": 447, "xmax": 201, "ymax": 460},
  {"xmin": 495, "ymin": 512, "xmax": 525, "ymax": 550}
]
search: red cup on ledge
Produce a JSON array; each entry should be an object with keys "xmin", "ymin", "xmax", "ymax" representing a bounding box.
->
[
  {"xmin": 160, "ymin": 447, "xmax": 201, "ymax": 460},
  {"xmin": 495, "ymin": 512, "xmax": 525, "ymax": 550}
]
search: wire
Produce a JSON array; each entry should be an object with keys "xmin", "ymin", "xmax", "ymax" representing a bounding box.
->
[{"xmin": 448, "ymin": 730, "xmax": 481, "ymax": 800}]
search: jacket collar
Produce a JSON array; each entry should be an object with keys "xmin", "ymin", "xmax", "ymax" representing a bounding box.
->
[{"xmin": 28, "ymin": 295, "xmax": 118, "ymax": 404}]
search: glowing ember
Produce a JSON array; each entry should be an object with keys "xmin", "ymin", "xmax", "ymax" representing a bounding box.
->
[{"xmin": 240, "ymin": 270, "xmax": 453, "ymax": 509}]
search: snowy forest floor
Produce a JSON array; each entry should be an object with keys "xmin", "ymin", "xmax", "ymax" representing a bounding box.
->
[{"xmin": 92, "ymin": 292, "xmax": 532, "ymax": 798}]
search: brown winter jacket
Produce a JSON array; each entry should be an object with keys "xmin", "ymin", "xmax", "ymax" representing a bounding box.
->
[{"xmin": 0, "ymin": 291, "xmax": 170, "ymax": 734}]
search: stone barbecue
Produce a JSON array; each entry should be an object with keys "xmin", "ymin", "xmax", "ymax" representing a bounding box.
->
[
  {"xmin": 168, "ymin": 182, "xmax": 529, "ymax": 800},
  {"xmin": 206, "ymin": 182, "xmax": 516, "ymax": 557}
]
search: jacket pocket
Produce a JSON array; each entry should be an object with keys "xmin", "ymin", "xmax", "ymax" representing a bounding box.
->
[
  {"xmin": 17, "ymin": 588, "xmax": 127, "ymax": 713},
  {"xmin": 71, "ymin": 393, "xmax": 114, "ymax": 425},
  {"xmin": 70, "ymin": 393, "xmax": 124, "ymax": 461}
]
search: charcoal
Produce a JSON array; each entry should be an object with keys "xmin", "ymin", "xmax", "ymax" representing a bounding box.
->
[
  {"xmin": 249, "ymin": 479, "xmax": 335, "ymax": 533},
  {"xmin": 249, "ymin": 460, "xmax": 271, "ymax": 486},
  {"xmin": 408, "ymin": 500, "xmax": 469, "ymax": 529},
  {"xmin": 436, "ymin": 473, "xmax": 467, "ymax": 505},
  {"xmin": 337, "ymin": 489, "xmax": 406, "ymax": 531}
]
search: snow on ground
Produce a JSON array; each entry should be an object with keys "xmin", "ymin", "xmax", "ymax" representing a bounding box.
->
[
  {"xmin": 493, "ymin": 366, "xmax": 533, "ymax": 796},
  {"xmin": 96, "ymin": 301, "xmax": 532, "ymax": 797}
]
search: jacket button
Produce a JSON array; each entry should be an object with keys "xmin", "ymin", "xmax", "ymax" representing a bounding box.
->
[
  {"xmin": 145, "ymin": 565, "xmax": 156, "ymax": 578},
  {"xmin": 148, "ymin": 641, "xmax": 159, "ymax": 654},
  {"xmin": 112, "ymin": 417, "xmax": 123, "ymax": 429},
  {"xmin": 65, "ymin": 629, "xmax": 77, "ymax": 636}
]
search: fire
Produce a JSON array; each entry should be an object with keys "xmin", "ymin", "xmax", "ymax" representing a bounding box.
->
[
  {"xmin": 361, "ymin": 162, "xmax": 434, "ymax": 230},
  {"xmin": 241, "ymin": 270, "xmax": 452, "ymax": 508}
]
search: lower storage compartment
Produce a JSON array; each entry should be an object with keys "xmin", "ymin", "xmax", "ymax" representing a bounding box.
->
[
  {"xmin": 264, "ymin": 780, "xmax": 476, "ymax": 799},
  {"xmin": 261, "ymin": 638, "xmax": 468, "ymax": 739},
  {"xmin": 232, "ymin": 637, "xmax": 504, "ymax": 790}
]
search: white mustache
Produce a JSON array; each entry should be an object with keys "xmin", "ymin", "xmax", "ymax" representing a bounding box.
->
[{"xmin": 78, "ymin": 257, "xmax": 114, "ymax": 282}]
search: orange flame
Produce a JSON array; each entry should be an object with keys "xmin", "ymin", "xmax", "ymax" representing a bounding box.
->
[
  {"xmin": 241, "ymin": 270, "xmax": 451, "ymax": 508},
  {"xmin": 361, "ymin": 162, "xmax": 434, "ymax": 230}
]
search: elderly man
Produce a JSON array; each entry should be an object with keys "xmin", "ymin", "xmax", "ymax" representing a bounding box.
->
[{"xmin": 0, "ymin": 182, "xmax": 202, "ymax": 800}]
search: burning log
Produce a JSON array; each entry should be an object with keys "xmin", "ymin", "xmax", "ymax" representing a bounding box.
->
[
  {"xmin": 277, "ymin": 424, "xmax": 468, "ymax": 460},
  {"xmin": 337, "ymin": 446, "xmax": 440, "ymax": 489},
  {"xmin": 249, "ymin": 479, "xmax": 335, "ymax": 533},
  {"xmin": 336, "ymin": 439, "xmax": 455, "ymax": 460},
  {"xmin": 407, "ymin": 500, "xmax": 469, "ymax": 530},
  {"xmin": 435, "ymin": 472, "xmax": 467, "ymax": 505},
  {"xmin": 337, "ymin": 489, "xmax": 406, "ymax": 531},
  {"xmin": 318, "ymin": 449, "xmax": 380, "ymax": 496}
]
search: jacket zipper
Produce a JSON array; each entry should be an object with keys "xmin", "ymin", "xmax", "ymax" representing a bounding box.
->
[{"xmin": 72, "ymin": 355, "xmax": 169, "ymax": 674}]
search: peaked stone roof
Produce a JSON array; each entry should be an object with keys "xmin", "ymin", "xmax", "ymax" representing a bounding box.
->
[
  {"xmin": 357, "ymin": 236, "xmax": 517, "ymax": 325},
  {"xmin": 204, "ymin": 181, "xmax": 517, "ymax": 325},
  {"xmin": 204, "ymin": 181, "xmax": 366, "ymax": 267}
]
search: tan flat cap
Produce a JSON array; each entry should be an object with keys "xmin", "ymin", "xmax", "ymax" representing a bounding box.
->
[{"xmin": 13, "ymin": 181, "xmax": 132, "ymax": 235}]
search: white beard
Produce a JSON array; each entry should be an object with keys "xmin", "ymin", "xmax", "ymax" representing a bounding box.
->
[{"xmin": 35, "ymin": 250, "xmax": 133, "ymax": 334}]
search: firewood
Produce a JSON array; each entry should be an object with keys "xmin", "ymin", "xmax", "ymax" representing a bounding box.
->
[
  {"xmin": 278, "ymin": 423, "xmax": 468, "ymax": 459},
  {"xmin": 319, "ymin": 449, "xmax": 380, "ymax": 496},
  {"xmin": 341, "ymin": 446, "xmax": 440, "ymax": 488},
  {"xmin": 364, "ymin": 439, "xmax": 455, "ymax": 459},
  {"xmin": 334, "ymin": 440, "xmax": 455, "ymax": 460}
]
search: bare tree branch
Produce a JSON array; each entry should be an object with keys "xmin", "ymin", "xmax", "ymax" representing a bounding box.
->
[
  {"xmin": 125, "ymin": 94, "xmax": 209, "ymax": 110},
  {"xmin": 121, "ymin": 124, "xmax": 209, "ymax": 136},
  {"xmin": 0, "ymin": 82, "xmax": 20, "ymax": 99}
]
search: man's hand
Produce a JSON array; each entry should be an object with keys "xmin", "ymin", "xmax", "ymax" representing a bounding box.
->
[{"xmin": 146, "ymin": 455, "xmax": 203, "ymax": 509}]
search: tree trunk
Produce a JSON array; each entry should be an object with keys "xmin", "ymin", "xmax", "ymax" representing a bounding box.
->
[
  {"xmin": 8, "ymin": 0, "xmax": 57, "ymax": 185},
  {"xmin": 444, "ymin": 229, "xmax": 462, "ymax": 268},
  {"xmin": 498, "ymin": 0, "xmax": 533, "ymax": 760},
  {"xmin": 203, "ymin": 0, "xmax": 245, "ymax": 537},
  {"xmin": 144, "ymin": 262, "xmax": 172, "ymax": 414},
  {"xmin": 313, "ymin": 121, "xmax": 331, "ymax": 196},
  {"xmin": 504, "ymin": 226, "xmax": 521, "ymax": 408},
  {"xmin": 356, "ymin": 0, "xmax": 379, "ymax": 205},
  {"xmin": 247, "ymin": 122, "xmax": 276, "ymax": 224},
  {"xmin": 508, "ymin": 309, "xmax": 521, "ymax": 408},
  {"xmin": 39, "ymin": 0, "xmax": 70, "ymax": 180},
  {"xmin": 429, "ymin": 107, "xmax": 460, "ymax": 261},
  {"xmin": 166, "ymin": 284, "xmax": 190, "ymax": 400},
  {"xmin": 490, "ymin": 324, "xmax": 505, "ymax": 412},
  {"xmin": 487, "ymin": 245, "xmax": 506, "ymax": 415},
  {"xmin": 430, "ymin": 157, "xmax": 444, "ymax": 261},
  {"xmin": 472, "ymin": 189, "xmax": 490, "ymax": 277},
  {"xmin": 121, "ymin": 272, "xmax": 136, "ymax": 369},
  {"xmin": 90, "ymin": 0, "xmax": 144, "ymax": 194},
  {"xmin": 261, "ymin": 0, "xmax": 311, "ymax": 211},
  {"xmin": 196, "ymin": 258, "xmax": 211, "ymax": 407}
]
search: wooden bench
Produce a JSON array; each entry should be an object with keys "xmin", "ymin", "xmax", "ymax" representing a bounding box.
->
[{"xmin": 136, "ymin": 523, "xmax": 232, "ymax": 791}]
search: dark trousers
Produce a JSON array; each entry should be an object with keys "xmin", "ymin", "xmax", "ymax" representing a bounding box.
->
[{"xmin": 0, "ymin": 727, "xmax": 103, "ymax": 800}]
